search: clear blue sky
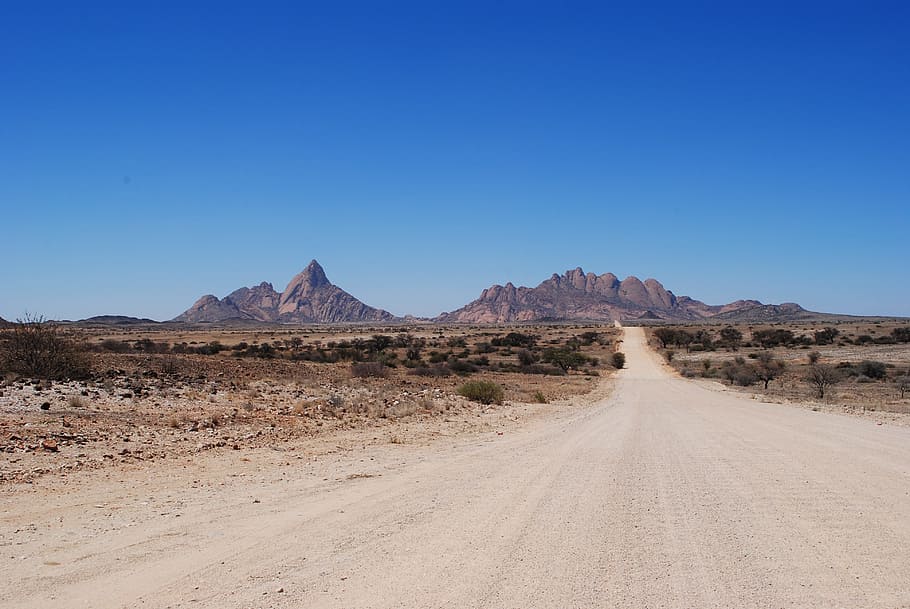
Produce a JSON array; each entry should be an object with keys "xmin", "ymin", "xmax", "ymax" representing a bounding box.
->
[{"xmin": 1, "ymin": 1, "xmax": 908, "ymax": 320}]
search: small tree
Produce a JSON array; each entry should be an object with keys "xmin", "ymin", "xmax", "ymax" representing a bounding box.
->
[
  {"xmin": 813, "ymin": 327, "xmax": 840, "ymax": 346},
  {"xmin": 370, "ymin": 335, "xmax": 393, "ymax": 353},
  {"xmin": 808, "ymin": 351, "xmax": 820, "ymax": 364},
  {"xmin": 754, "ymin": 352, "xmax": 785, "ymax": 389},
  {"xmin": 653, "ymin": 328, "xmax": 677, "ymax": 349},
  {"xmin": 807, "ymin": 364, "xmax": 840, "ymax": 399},
  {"xmin": 719, "ymin": 327, "xmax": 742, "ymax": 351}
]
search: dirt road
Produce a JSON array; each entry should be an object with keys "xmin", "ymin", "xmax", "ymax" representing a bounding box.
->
[{"xmin": 3, "ymin": 327, "xmax": 910, "ymax": 608}]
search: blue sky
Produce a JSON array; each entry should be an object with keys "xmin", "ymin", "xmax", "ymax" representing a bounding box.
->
[{"xmin": 1, "ymin": 1, "xmax": 908, "ymax": 320}]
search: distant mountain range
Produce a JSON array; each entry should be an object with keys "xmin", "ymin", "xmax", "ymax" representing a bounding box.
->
[
  {"xmin": 169, "ymin": 262, "xmax": 820, "ymax": 325},
  {"xmin": 436, "ymin": 267, "xmax": 814, "ymax": 323},
  {"xmin": 174, "ymin": 260, "xmax": 396, "ymax": 324}
]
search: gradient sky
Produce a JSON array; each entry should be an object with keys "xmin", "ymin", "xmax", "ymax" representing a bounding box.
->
[{"xmin": 1, "ymin": 1, "xmax": 908, "ymax": 320}]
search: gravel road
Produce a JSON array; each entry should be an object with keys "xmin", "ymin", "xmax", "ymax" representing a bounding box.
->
[{"xmin": 3, "ymin": 327, "xmax": 909, "ymax": 608}]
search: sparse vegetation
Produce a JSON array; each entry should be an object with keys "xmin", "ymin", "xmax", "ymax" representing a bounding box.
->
[
  {"xmin": 754, "ymin": 352, "xmax": 785, "ymax": 389},
  {"xmin": 0, "ymin": 314, "xmax": 90, "ymax": 380},
  {"xmin": 857, "ymin": 360, "xmax": 887, "ymax": 380},
  {"xmin": 351, "ymin": 362, "xmax": 390, "ymax": 378},
  {"xmin": 0, "ymin": 322, "xmax": 622, "ymax": 482},
  {"xmin": 457, "ymin": 380, "xmax": 504, "ymax": 405},
  {"xmin": 648, "ymin": 321, "xmax": 910, "ymax": 414},
  {"xmin": 807, "ymin": 365, "xmax": 840, "ymax": 399}
]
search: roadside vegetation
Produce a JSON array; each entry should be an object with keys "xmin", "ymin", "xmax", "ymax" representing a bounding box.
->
[
  {"xmin": 1, "ymin": 322, "xmax": 620, "ymax": 482},
  {"xmin": 647, "ymin": 321, "xmax": 910, "ymax": 414}
]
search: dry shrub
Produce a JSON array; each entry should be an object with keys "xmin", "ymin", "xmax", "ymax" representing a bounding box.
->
[
  {"xmin": 387, "ymin": 401, "xmax": 418, "ymax": 419},
  {"xmin": 67, "ymin": 395, "xmax": 88, "ymax": 409},
  {"xmin": 351, "ymin": 362, "xmax": 389, "ymax": 378},
  {"xmin": 457, "ymin": 380, "xmax": 504, "ymax": 405},
  {"xmin": 0, "ymin": 315, "xmax": 90, "ymax": 380}
]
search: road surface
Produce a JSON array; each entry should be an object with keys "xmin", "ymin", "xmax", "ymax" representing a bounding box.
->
[{"xmin": 2, "ymin": 327, "xmax": 909, "ymax": 608}]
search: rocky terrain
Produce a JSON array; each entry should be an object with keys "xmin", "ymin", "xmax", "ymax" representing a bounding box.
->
[
  {"xmin": 0, "ymin": 323, "xmax": 615, "ymax": 484},
  {"xmin": 438, "ymin": 267, "xmax": 811, "ymax": 323},
  {"xmin": 174, "ymin": 261, "xmax": 397, "ymax": 324}
]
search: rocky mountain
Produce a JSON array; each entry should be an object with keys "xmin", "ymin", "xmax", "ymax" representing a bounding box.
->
[
  {"xmin": 436, "ymin": 267, "xmax": 808, "ymax": 323},
  {"xmin": 174, "ymin": 261, "xmax": 397, "ymax": 324}
]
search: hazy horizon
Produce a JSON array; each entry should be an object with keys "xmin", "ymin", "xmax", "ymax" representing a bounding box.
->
[{"xmin": 2, "ymin": 3, "xmax": 908, "ymax": 320}]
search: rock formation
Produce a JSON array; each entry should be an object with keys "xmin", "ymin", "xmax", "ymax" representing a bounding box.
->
[
  {"xmin": 437, "ymin": 267, "xmax": 807, "ymax": 323},
  {"xmin": 174, "ymin": 261, "xmax": 396, "ymax": 323}
]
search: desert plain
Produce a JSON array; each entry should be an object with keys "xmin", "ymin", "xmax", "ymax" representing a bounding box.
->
[{"xmin": 2, "ymin": 319, "xmax": 910, "ymax": 608}]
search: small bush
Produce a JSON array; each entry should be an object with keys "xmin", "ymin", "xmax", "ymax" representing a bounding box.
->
[
  {"xmin": 611, "ymin": 352, "xmax": 626, "ymax": 369},
  {"xmin": 448, "ymin": 359, "xmax": 478, "ymax": 375},
  {"xmin": 857, "ymin": 360, "xmax": 887, "ymax": 380},
  {"xmin": 351, "ymin": 362, "xmax": 389, "ymax": 378},
  {"xmin": 409, "ymin": 364, "xmax": 451, "ymax": 377},
  {"xmin": 532, "ymin": 390, "xmax": 548, "ymax": 404},
  {"xmin": 68, "ymin": 395, "xmax": 88, "ymax": 409},
  {"xmin": 457, "ymin": 380, "xmax": 504, "ymax": 405},
  {"xmin": 0, "ymin": 315, "xmax": 90, "ymax": 380},
  {"xmin": 99, "ymin": 339, "xmax": 131, "ymax": 353},
  {"xmin": 519, "ymin": 364, "xmax": 566, "ymax": 376},
  {"xmin": 516, "ymin": 349, "xmax": 536, "ymax": 366},
  {"xmin": 733, "ymin": 369, "xmax": 759, "ymax": 386}
]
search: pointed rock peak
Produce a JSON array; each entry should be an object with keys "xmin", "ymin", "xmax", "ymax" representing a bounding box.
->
[{"xmin": 298, "ymin": 260, "xmax": 329, "ymax": 287}]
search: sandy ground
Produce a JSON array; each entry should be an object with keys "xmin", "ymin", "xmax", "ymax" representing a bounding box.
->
[{"xmin": 3, "ymin": 327, "xmax": 910, "ymax": 608}]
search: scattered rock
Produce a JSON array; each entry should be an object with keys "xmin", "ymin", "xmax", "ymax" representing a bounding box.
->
[{"xmin": 41, "ymin": 439, "xmax": 58, "ymax": 452}]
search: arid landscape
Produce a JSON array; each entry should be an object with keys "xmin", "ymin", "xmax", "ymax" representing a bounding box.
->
[
  {"xmin": 0, "ymin": 320, "xmax": 620, "ymax": 484},
  {"xmin": 4, "ymin": 4, "xmax": 909, "ymax": 607},
  {"xmin": 2, "ymin": 324, "xmax": 910, "ymax": 608},
  {"xmin": 3, "ymin": 265, "xmax": 910, "ymax": 609},
  {"xmin": 644, "ymin": 320, "xmax": 910, "ymax": 421}
]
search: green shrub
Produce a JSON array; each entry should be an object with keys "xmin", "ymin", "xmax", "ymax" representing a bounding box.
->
[
  {"xmin": 542, "ymin": 348, "xmax": 589, "ymax": 372},
  {"xmin": 491, "ymin": 332, "xmax": 537, "ymax": 348},
  {"xmin": 611, "ymin": 352, "xmax": 626, "ymax": 369},
  {"xmin": 857, "ymin": 360, "xmax": 887, "ymax": 380},
  {"xmin": 457, "ymin": 380, "xmax": 504, "ymax": 405}
]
